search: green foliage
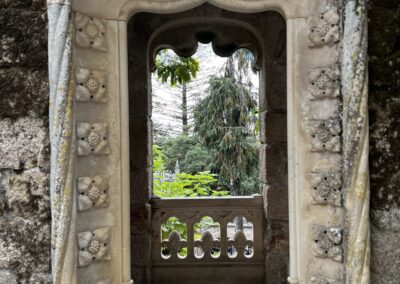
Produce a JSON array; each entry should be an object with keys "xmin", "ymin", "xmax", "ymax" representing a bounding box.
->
[
  {"xmin": 154, "ymin": 171, "xmax": 228, "ymax": 198},
  {"xmin": 152, "ymin": 145, "xmax": 228, "ymax": 198},
  {"xmin": 194, "ymin": 72, "xmax": 259, "ymax": 195},
  {"xmin": 152, "ymin": 145, "xmax": 166, "ymax": 173},
  {"xmin": 155, "ymin": 50, "xmax": 200, "ymax": 86},
  {"xmin": 161, "ymin": 135, "xmax": 213, "ymax": 174}
]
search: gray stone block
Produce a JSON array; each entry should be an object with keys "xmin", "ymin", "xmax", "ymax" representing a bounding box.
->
[
  {"xmin": 0, "ymin": 69, "xmax": 48, "ymax": 119},
  {"xmin": 0, "ymin": 270, "xmax": 18, "ymax": 284},
  {"xmin": 0, "ymin": 218, "xmax": 50, "ymax": 276},
  {"xmin": 7, "ymin": 170, "xmax": 50, "ymax": 220},
  {"xmin": 0, "ymin": 118, "xmax": 47, "ymax": 170},
  {"xmin": 0, "ymin": 9, "xmax": 47, "ymax": 67}
]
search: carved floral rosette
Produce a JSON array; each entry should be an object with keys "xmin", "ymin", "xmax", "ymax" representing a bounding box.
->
[
  {"xmin": 76, "ymin": 67, "xmax": 108, "ymax": 102},
  {"xmin": 75, "ymin": 13, "xmax": 107, "ymax": 51},
  {"xmin": 308, "ymin": 7, "xmax": 340, "ymax": 47},
  {"xmin": 77, "ymin": 175, "xmax": 109, "ymax": 211},
  {"xmin": 77, "ymin": 123, "xmax": 110, "ymax": 155},
  {"xmin": 307, "ymin": 64, "xmax": 340, "ymax": 100},
  {"xmin": 311, "ymin": 225, "xmax": 343, "ymax": 262},
  {"xmin": 77, "ymin": 227, "xmax": 111, "ymax": 267},
  {"xmin": 309, "ymin": 118, "xmax": 341, "ymax": 153},
  {"xmin": 310, "ymin": 171, "xmax": 342, "ymax": 207}
]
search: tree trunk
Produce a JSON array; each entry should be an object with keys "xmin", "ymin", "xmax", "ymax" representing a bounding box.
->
[
  {"xmin": 232, "ymin": 177, "xmax": 243, "ymax": 231},
  {"xmin": 182, "ymin": 83, "xmax": 188, "ymax": 134}
]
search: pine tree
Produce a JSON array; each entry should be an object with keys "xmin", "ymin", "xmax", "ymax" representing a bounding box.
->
[
  {"xmin": 155, "ymin": 50, "xmax": 200, "ymax": 134},
  {"xmin": 194, "ymin": 56, "xmax": 259, "ymax": 197}
]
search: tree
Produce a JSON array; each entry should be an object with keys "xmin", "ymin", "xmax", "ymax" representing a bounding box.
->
[
  {"xmin": 160, "ymin": 135, "xmax": 213, "ymax": 174},
  {"xmin": 193, "ymin": 56, "xmax": 259, "ymax": 197},
  {"xmin": 155, "ymin": 50, "xmax": 200, "ymax": 134}
]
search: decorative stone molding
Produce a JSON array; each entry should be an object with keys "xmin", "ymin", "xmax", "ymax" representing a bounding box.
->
[
  {"xmin": 75, "ymin": 13, "xmax": 107, "ymax": 51},
  {"xmin": 161, "ymin": 231, "xmax": 186, "ymax": 259},
  {"xmin": 309, "ymin": 118, "xmax": 341, "ymax": 152},
  {"xmin": 227, "ymin": 230, "xmax": 253, "ymax": 258},
  {"xmin": 307, "ymin": 64, "xmax": 340, "ymax": 100},
  {"xmin": 77, "ymin": 123, "xmax": 110, "ymax": 155},
  {"xmin": 312, "ymin": 225, "xmax": 343, "ymax": 262},
  {"xmin": 77, "ymin": 175, "xmax": 109, "ymax": 211},
  {"xmin": 77, "ymin": 227, "xmax": 111, "ymax": 267},
  {"xmin": 310, "ymin": 276, "xmax": 342, "ymax": 284},
  {"xmin": 194, "ymin": 231, "xmax": 220, "ymax": 259},
  {"xmin": 310, "ymin": 171, "xmax": 342, "ymax": 207},
  {"xmin": 308, "ymin": 8, "xmax": 340, "ymax": 47},
  {"xmin": 76, "ymin": 68, "xmax": 107, "ymax": 102}
]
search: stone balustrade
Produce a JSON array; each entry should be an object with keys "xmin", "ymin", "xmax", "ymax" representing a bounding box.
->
[{"xmin": 150, "ymin": 195, "xmax": 265, "ymax": 283}]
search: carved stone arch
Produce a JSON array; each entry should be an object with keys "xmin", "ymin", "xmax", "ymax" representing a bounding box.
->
[
  {"xmin": 147, "ymin": 18, "xmax": 265, "ymax": 70},
  {"xmin": 127, "ymin": 6, "xmax": 287, "ymax": 282},
  {"xmin": 48, "ymin": 0, "xmax": 369, "ymax": 283}
]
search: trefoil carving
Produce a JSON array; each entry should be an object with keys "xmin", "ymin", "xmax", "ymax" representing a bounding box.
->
[
  {"xmin": 77, "ymin": 227, "xmax": 111, "ymax": 267},
  {"xmin": 76, "ymin": 67, "xmax": 107, "ymax": 102},
  {"xmin": 75, "ymin": 13, "xmax": 107, "ymax": 51},
  {"xmin": 312, "ymin": 225, "xmax": 343, "ymax": 262},
  {"xmin": 307, "ymin": 64, "xmax": 340, "ymax": 100},
  {"xmin": 309, "ymin": 118, "xmax": 341, "ymax": 152},
  {"xmin": 77, "ymin": 175, "xmax": 109, "ymax": 211},
  {"xmin": 227, "ymin": 230, "xmax": 253, "ymax": 258},
  {"xmin": 77, "ymin": 123, "xmax": 110, "ymax": 155},
  {"xmin": 194, "ymin": 231, "xmax": 220, "ymax": 259},
  {"xmin": 308, "ymin": 8, "xmax": 340, "ymax": 47},
  {"xmin": 162, "ymin": 231, "xmax": 186, "ymax": 259},
  {"xmin": 310, "ymin": 172, "xmax": 342, "ymax": 207}
]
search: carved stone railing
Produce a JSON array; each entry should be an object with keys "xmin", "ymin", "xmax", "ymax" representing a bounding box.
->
[{"xmin": 150, "ymin": 195, "xmax": 264, "ymax": 283}]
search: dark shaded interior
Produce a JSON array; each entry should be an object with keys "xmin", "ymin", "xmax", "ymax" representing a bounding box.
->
[{"xmin": 127, "ymin": 4, "xmax": 287, "ymax": 283}]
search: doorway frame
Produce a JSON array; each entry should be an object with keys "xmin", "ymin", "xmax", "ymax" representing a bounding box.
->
[{"xmin": 69, "ymin": 0, "xmax": 344, "ymax": 283}]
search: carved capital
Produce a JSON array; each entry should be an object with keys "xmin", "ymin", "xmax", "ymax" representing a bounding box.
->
[
  {"xmin": 77, "ymin": 175, "xmax": 109, "ymax": 211},
  {"xmin": 310, "ymin": 171, "xmax": 342, "ymax": 207},
  {"xmin": 309, "ymin": 118, "xmax": 341, "ymax": 152},
  {"xmin": 76, "ymin": 68, "xmax": 107, "ymax": 102},
  {"xmin": 308, "ymin": 8, "xmax": 340, "ymax": 47},
  {"xmin": 77, "ymin": 227, "xmax": 111, "ymax": 267},
  {"xmin": 312, "ymin": 225, "xmax": 343, "ymax": 262},
  {"xmin": 75, "ymin": 13, "xmax": 107, "ymax": 51},
  {"xmin": 307, "ymin": 64, "xmax": 340, "ymax": 100},
  {"xmin": 77, "ymin": 123, "xmax": 110, "ymax": 155}
]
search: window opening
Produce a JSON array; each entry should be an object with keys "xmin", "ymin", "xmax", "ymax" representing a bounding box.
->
[{"xmin": 152, "ymin": 44, "xmax": 260, "ymax": 200}]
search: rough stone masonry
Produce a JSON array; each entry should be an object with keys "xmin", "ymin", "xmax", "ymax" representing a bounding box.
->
[{"xmin": 0, "ymin": 0, "xmax": 51, "ymax": 283}]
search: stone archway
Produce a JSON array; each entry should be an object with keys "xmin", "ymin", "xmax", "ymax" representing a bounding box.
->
[
  {"xmin": 47, "ymin": 0, "xmax": 370, "ymax": 283},
  {"xmin": 127, "ymin": 5, "xmax": 287, "ymax": 283}
]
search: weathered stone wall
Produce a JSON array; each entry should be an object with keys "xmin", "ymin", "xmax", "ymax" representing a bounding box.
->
[
  {"xmin": 0, "ymin": 0, "xmax": 51, "ymax": 282},
  {"xmin": 369, "ymin": 0, "xmax": 400, "ymax": 283}
]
